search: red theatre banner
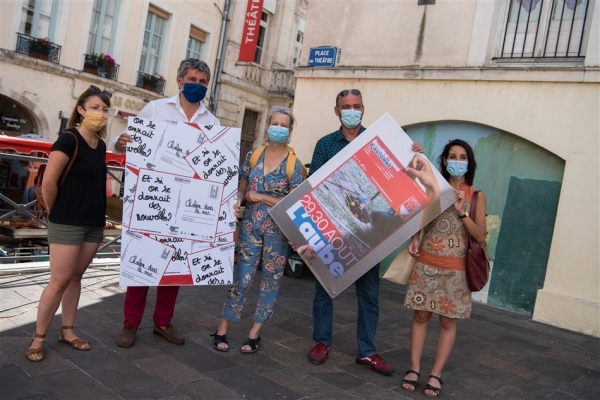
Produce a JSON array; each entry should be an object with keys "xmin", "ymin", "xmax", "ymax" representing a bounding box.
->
[{"xmin": 238, "ymin": 0, "xmax": 264, "ymax": 62}]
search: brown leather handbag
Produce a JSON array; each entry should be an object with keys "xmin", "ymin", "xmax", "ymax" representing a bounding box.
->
[{"xmin": 465, "ymin": 190, "xmax": 490, "ymax": 292}]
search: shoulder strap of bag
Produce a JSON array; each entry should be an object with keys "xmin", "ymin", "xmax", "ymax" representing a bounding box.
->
[
  {"xmin": 58, "ymin": 130, "xmax": 79, "ymax": 187},
  {"xmin": 470, "ymin": 190, "xmax": 479, "ymax": 219}
]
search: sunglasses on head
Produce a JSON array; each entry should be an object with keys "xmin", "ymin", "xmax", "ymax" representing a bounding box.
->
[
  {"xmin": 336, "ymin": 89, "xmax": 362, "ymax": 103},
  {"xmin": 272, "ymin": 106, "xmax": 291, "ymax": 113},
  {"xmin": 89, "ymin": 85, "xmax": 113, "ymax": 99}
]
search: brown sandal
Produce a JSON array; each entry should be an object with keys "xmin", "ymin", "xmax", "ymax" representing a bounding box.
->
[
  {"xmin": 58, "ymin": 326, "xmax": 90, "ymax": 351},
  {"xmin": 25, "ymin": 333, "xmax": 46, "ymax": 362}
]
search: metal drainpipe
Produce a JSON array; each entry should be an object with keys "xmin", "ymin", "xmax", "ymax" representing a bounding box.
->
[{"xmin": 211, "ymin": 0, "xmax": 231, "ymax": 117}]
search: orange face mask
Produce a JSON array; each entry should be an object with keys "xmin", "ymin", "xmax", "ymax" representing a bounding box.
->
[{"xmin": 81, "ymin": 109, "xmax": 107, "ymax": 132}]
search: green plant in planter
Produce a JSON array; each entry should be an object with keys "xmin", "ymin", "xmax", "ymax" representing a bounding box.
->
[
  {"xmin": 29, "ymin": 37, "xmax": 53, "ymax": 55},
  {"xmin": 86, "ymin": 53, "xmax": 116, "ymax": 73},
  {"xmin": 142, "ymin": 73, "xmax": 164, "ymax": 88}
]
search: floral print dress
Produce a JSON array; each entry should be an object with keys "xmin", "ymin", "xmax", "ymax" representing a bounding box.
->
[
  {"xmin": 222, "ymin": 149, "xmax": 303, "ymax": 324},
  {"xmin": 404, "ymin": 194, "xmax": 473, "ymax": 319}
]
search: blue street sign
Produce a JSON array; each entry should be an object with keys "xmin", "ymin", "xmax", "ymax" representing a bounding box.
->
[{"xmin": 308, "ymin": 47, "xmax": 337, "ymax": 67}]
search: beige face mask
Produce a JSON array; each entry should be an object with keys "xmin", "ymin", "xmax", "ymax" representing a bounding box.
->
[{"xmin": 81, "ymin": 109, "xmax": 107, "ymax": 132}]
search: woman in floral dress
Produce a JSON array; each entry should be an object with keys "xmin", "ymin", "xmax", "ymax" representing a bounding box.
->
[
  {"xmin": 401, "ymin": 139, "xmax": 487, "ymax": 397},
  {"xmin": 212, "ymin": 107, "xmax": 304, "ymax": 353}
]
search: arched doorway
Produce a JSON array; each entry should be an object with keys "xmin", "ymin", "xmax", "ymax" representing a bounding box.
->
[{"xmin": 401, "ymin": 121, "xmax": 565, "ymax": 315}]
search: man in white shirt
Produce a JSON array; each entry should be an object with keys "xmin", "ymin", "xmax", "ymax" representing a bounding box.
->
[{"xmin": 114, "ymin": 58, "xmax": 220, "ymax": 348}]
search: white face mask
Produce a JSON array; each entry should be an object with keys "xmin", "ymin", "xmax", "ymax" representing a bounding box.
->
[{"xmin": 340, "ymin": 109, "xmax": 362, "ymax": 129}]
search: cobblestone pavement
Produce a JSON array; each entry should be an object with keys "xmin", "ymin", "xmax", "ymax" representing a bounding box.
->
[{"xmin": 1, "ymin": 265, "xmax": 598, "ymax": 399}]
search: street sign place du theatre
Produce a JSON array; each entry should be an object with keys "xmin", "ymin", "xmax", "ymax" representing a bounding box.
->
[{"xmin": 308, "ymin": 46, "xmax": 337, "ymax": 67}]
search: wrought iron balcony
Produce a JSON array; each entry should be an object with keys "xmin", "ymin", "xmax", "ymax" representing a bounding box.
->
[
  {"xmin": 15, "ymin": 33, "xmax": 61, "ymax": 64},
  {"xmin": 136, "ymin": 71, "xmax": 166, "ymax": 95},
  {"xmin": 83, "ymin": 54, "xmax": 120, "ymax": 81}
]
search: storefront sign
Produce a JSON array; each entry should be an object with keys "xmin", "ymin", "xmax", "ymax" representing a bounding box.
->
[
  {"xmin": 111, "ymin": 96, "xmax": 145, "ymax": 112},
  {"xmin": 238, "ymin": 0, "xmax": 265, "ymax": 62},
  {"xmin": 1, "ymin": 116, "xmax": 27, "ymax": 131}
]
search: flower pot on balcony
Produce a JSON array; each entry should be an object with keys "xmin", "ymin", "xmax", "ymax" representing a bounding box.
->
[
  {"xmin": 142, "ymin": 84, "xmax": 158, "ymax": 92},
  {"xmin": 29, "ymin": 50, "xmax": 49, "ymax": 61},
  {"xmin": 84, "ymin": 65, "xmax": 99, "ymax": 75}
]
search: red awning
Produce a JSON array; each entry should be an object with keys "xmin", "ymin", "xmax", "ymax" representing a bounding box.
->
[
  {"xmin": 117, "ymin": 110, "xmax": 137, "ymax": 118},
  {"xmin": 0, "ymin": 135, "xmax": 125, "ymax": 167}
]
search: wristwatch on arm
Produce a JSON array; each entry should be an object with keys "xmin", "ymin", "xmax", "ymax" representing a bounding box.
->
[{"xmin": 458, "ymin": 211, "xmax": 469, "ymax": 219}]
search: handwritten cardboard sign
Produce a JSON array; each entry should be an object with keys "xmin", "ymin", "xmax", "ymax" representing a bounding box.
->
[
  {"xmin": 186, "ymin": 129, "xmax": 241, "ymax": 201},
  {"xmin": 269, "ymin": 113, "xmax": 457, "ymax": 298},
  {"xmin": 120, "ymin": 230, "xmax": 174, "ymax": 286},
  {"xmin": 187, "ymin": 243, "xmax": 235, "ymax": 285},
  {"xmin": 129, "ymin": 169, "xmax": 223, "ymax": 241},
  {"xmin": 119, "ymin": 118, "xmax": 241, "ymax": 287}
]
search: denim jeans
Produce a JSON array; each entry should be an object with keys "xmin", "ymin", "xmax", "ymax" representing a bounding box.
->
[{"xmin": 312, "ymin": 263, "xmax": 380, "ymax": 357}]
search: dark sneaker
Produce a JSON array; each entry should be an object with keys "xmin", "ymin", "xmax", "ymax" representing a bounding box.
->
[
  {"xmin": 308, "ymin": 342, "xmax": 330, "ymax": 365},
  {"xmin": 153, "ymin": 324, "xmax": 185, "ymax": 344},
  {"xmin": 117, "ymin": 325, "xmax": 137, "ymax": 348},
  {"xmin": 355, "ymin": 353, "xmax": 394, "ymax": 376}
]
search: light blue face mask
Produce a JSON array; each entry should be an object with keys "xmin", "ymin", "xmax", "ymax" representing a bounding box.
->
[
  {"xmin": 446, "ymin": 160, "xmax": 468, "ymax": 179},
  {"xmin": 340, "ymin": 109, "xmax": 362, "ymax": 129},
  {"xmin": 267, "ymin": 125, "xmax": 289, "ymax": 143}
]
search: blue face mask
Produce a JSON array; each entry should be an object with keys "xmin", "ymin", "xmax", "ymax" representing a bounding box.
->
[
  {"xmin": 340, "ymin": 109, "xmax": 362, "ymax": 129},
  {"xmin": 268, "ymin": 125, "xmax": 289, "ymax": 143},
  {"xmin": 446, "ymin": 160, "xmax": 468, "ymax": 179},
  {"xmin": 181, "ymin": 83, "xmax": 207, "ymax": 103}
]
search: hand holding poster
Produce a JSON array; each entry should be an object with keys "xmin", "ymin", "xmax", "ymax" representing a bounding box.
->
[
  {"xmin": 269, "ymin": 113, "xmax": 456, "ymax": 297},
  {"xmin": 119, "ymin": 117, "xmax": 241, "ymax": 287}
]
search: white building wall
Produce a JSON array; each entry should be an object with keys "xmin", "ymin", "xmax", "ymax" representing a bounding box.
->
[
  {"xmin": 0, "ymin": 0, "xmax": 224, "ymax": 142},
  {"xmin": 292, "ymin": 0, "xmax": 600, "ymax": 336}
]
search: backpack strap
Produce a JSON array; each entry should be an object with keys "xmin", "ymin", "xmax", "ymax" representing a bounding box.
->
[
  {"xmin": 284, "ymin": 145, "xmax": 307, "ymax": 181},
  {"xmin": 249, "ymin": 145, "xmax": 306, "ymax": 184},
  {"xmin": 249, "ymin": 146, "xmax": 267, "ymax": 169}
]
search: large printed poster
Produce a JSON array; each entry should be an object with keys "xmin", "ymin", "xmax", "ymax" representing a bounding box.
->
[
  {"xmin": 119, "ymin": 117, "xmax": 240, "ymax": 286},
  {"xmin": 269, "ymin": 113, "xmax": 456, "ymax": 297}
]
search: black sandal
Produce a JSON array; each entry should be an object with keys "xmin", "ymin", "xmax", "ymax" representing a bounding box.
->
[
  {"xmin": 240, "ymin": 337, "xmax": 261, "ymax": 354},
  {"xmin": 424, "ymin": 374, "xmax": 443, "ymax": 398},
  {"xmin": 401, "ymin": 369, "xmax": 420, "ymax": 392},
  {"xmin": 210, "ymin": 331, "xmax": 229, "ymax": 352}
]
